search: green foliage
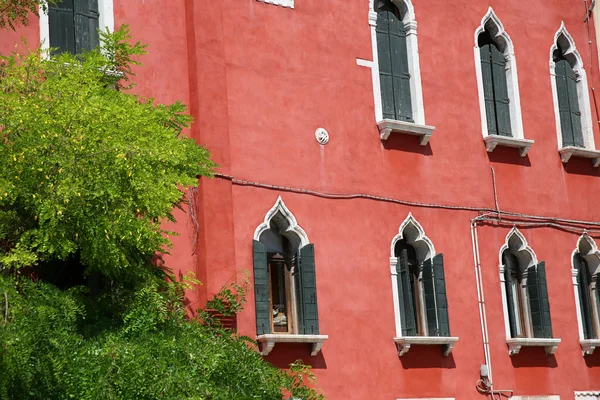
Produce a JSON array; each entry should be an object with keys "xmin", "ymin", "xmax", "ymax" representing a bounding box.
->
[
  {"xmin": 0, "ymin": 273, "xmax": 324, "ymax": 399},
  {"xmin": 0, "ymin": 0, "xmax": 55, "ymax": 30},
  {"xmin": 0, "ymin": 25, "xmax": 214, "ymax": 276},
  {"xmin": 0, "ymin": 26, "xmax": 324, "ymax": 399}
]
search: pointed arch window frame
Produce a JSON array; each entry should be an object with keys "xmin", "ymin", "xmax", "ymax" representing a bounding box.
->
[
  {"xmin": 473, "ymin": 8, "xmax": 533, "ymax": 157},
  {"xmin": 367, "ymin": 0, "xmax": 435, "ymax": 144},
  {"xmin": 390, "ymin": 214, "xmax": 458, "ymax": 357},
  {"xmin": 571, "ymin": 233, "xmax": 600, "ymax": 355},
  {"xmin": 550, "ymin": 23, "xmax": 600, "ymax": 167},
  {"xmin": 499, "ymin": 228, "xmax": 560, "ymax": 355},
  {"xmin": 39, "ymin": 0, "xmax": 115, "ymax": 54},
  {"xmin": 253, "ymin": 196, "xmax": 327, "ymax": 357}
]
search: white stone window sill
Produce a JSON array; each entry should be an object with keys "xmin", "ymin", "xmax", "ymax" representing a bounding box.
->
[
  {"xmin": 484, "ymin": 135, "xmax": 534, "ymax": 157},
  {"xmin": 393, "ymin": 336, "xmax": 459, "ymax": 356},
  {"xmin": 257, "ymin": 334, "xmax": 328, "ymax": 356},
  {"xmin": 559, "ymin": 146, "xmax": 600, "ymax": 167},
  {"xmin": 581, "ymin": 339, "xmax": 600, "ymax": 356},
  {"xmin": 506, "ymin": 338, "xmax": 561, "ymax": 356},
  {"xmin": 378, "ymin": 119, "xmax": 435, "ymax": 145}
]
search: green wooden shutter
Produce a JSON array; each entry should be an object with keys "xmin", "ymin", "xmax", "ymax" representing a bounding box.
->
[
  {"xmin": 292, "ymin": 254, "xmax": 304, "ymax": 333},
  {"xmin": 528, "ymin": 262, "xmax": 553, "ymax": 338},
  {"xmin": 49, "ymin": 0, "xmax": 76, "ymax": 54},
  {"xmin": 480, "ymin": 45, "xmax": 498, "ymax": 136},
  {"xmin": 575, "ymin": 254, "xmax": 594, "ymax": 340},
  {"xmin": 566, "ymin": 62, "xmax": 584, "ymax": 147},
  {"xmin": 376, "ymin": 8, "xmax": 413, "ymax": 122},
  {"xmin": 74, "ymin": 0, "xmax": 100, "ymax": 53},
  {"xmin": 490, "ymin": 45, "xmax": 512, "ymax": 137},
  {"xmin": 555, "ymin": 59, "xmax": 577, "ymax": 147},
  {"xmin": 503, "ymin": 252, "xmax": 519, "ymax": 338},
  {"xmin": 299, "ymin": 244, "xmax": 320, "ymax": 335},
  {"xmin": 377, "ymin": 11, "xmax": 396, "ymax": 120},
  {"xmin": 397, "ymin": 249, "xmax": 417, "ymax": 336},
  {"xmin": 432, "ymin": 254, "xmax": 450, "ymax": 337},
  {"xmin": 422, "ymin": 258, "xmax": 438, "ymax": 336},
  {"xmin": 253, "ymin": 240, "xmax": 270, "ymax": 335}
]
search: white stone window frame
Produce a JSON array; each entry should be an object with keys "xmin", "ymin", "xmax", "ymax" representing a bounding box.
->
[
  {"xmin": 256, "ymin": 0, "xmax": 294, "ymax": 8},
  {"xmin": 367, "ymin": 0, "xmax": 435, "ymax": 144},
  {"xmin": 253, "ymin": 196, "xmax": 328, "ymax": 356},
  {"xmin": 571, "ymin": 233, "xmax": 600, "ymax": 356},
  {"xmin": 511, "ymin": 397, "xmax": 560, "ymax": 400},
  {"xmin": 39, "ymin": 0, "xmax": 115, "ymax": 52},
  {"xmin": 499, "ymin": 228, "xmax": 561, "ymax": 355},
  {"xmin": 390, "ymin": 214, "xmax": 458, "ymax": 356},
  {"xmin": 575, "ymin": 392, "xmax": 600, "ymax": 400},
  {"xmin": 549, "ymin": 23, "xmax": 600, "ymax": 166},
  {"xmin": 473, "ymin": 8, "xmax": 532, "ymax": 156}
]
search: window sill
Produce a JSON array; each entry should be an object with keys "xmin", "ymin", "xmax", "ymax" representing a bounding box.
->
[
  {"xmin": 506, "ymin": 338, "xmax": 561, "ymax": 356},
  {"xmin": 393, "ymin": 336, "xmax": 459, "ymax": 357},
  {"xmin": 484, "ymin": 135, "xmax": 534, "ymax": 157},
  {"xmin": 257, "ymin": 334, "xmax": 328, "ymax": 356},
  {"xmin": 378, "ymin": 119, "xmax": 435, "ymax": 144},
  {"xmin": 581, "ymin": 339, "xmax": 600, "ymax": 356},
  {"xmin": 559, "ymin": 146, "xmax": 600, "ymax": 167}
]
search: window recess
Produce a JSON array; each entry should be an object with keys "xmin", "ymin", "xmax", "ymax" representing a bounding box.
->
[
  {"xmin": 369, "ymin": 0, "xmax": 435, "ymax": 144},
  {"xmin": 572, "ymin": 234, "xmax": 600, "ymax": 356},
  {"xmin": 474, "ymin": 8, "xmax": 531, "ymax": 156},
  {"xmin": 253, "ymin": 197, "xmax": 327, "ymax": 357},
  {"xmin": 390, "ymin": 214, "xmax": 458, "ymax": 357},
  {"xmin": 550, "ymin": 24, "xmax": 600, "ymax": 167},
  {"xmin": 500, "ymin": 228, "xmax": 560, "ymax": 356}
]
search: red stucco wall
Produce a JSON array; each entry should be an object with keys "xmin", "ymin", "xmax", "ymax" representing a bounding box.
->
[{"xmin": 3, "ymin": 0, "xmax": 600, "ymax": 398}]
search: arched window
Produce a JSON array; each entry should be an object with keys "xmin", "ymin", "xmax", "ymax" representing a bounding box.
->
[
  {"xmin": 391, "ymin": 214, "xmax": 450, "ymax": 338},
  {"xmin": 368, "ymin": 0, "xmax": 433, "ymax": 144},
  {"xmin": 474, "ymin": 8, "xmax": 530, "ymax": 155},
  {"xmin": 500, "ymin": 229, "xmax": 553, "ymax": 341},
  {"xmin": 550, "ymin": 24, "xmax": 600, "ymax": 166},
  {"xmin": 375, "ymin": 1, "xmax": 412, "ymax": 122},
  {"xmin": 572, "ymin": 234, "xmax": 600, "ymax": 353},
  {"xmin": 253, "ymin": 197, "xmax": 320, "ymax": 336}
]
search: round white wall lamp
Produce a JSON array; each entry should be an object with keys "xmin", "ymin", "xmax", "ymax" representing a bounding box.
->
[{"xmin": 315, "ymin": 128, "xmax": 329, "ymax": 145}]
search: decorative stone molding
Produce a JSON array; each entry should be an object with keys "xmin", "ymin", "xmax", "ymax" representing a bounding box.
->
[
  {"xmin": 559, "ymin": 146, "xmax": 600, "ymax": 167},
  {"xmin": 378, "ymin": 119, "xmax": 435, "ymax": 144},
  {"xmin": 484, "ymin": 135, "xmax": 534, "ymax": 157},
  {"xmin": 256, "ymin": 0, "xmax": 294, "ymax": 8},
  {"xmin": 394, "ymin": 336, "xmax": 459, "ymax": 357},
  {"xmin": 581, "ymin": 339, "xmax": 600, "ymax": 356},
  {"xmin": 575, "ymin": 392, "xmax": 600, "ymax": 399},
  {"xmin": 550, "ymin": 23, "xmax": 596, "ymax": 156},
  {"xmin": 40, "ymin": 0, "xmax": 114, "ymax": 53},
  {"xmin": 506, "ymin": 338, "xmax": 561, "ymax": 356},
  {"xmin": 315, "ymin": 128, "xmax": 329, "ymax": 145},
  {"xmin": 474, "ymin": 8, "xmax": 527, "ymax": 144},
  {"xmin": 254, "ymin": 196, "xmax": 310, "ymax": 249},
  {"xmin": 257, "ymin": 334, "xmax": 328, "ymax": 356}
]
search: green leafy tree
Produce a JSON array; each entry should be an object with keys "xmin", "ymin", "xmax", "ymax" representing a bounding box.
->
[
  {"xmin": 0, "ymin": 0, "xmax": 55, "ymax": 30},
  {"xmin": 0, "ymin": 25, "xmax": 324, "ymax": 400}
]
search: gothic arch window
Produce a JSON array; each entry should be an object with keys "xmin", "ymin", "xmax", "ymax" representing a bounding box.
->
[
  {"xmin": 368, "ymin": 0, "xmax": 432, "ymax": 142},
  {"xmin": 572, "ymin": 234, "xmax": 600, "ymax": 352},
  {"xmin": 390, "ymin": 214, "xmax": 451, "ymax": 338},
  {"xmin": 253, "ymin": 197, "xmax": 320, "ymax": 336},
  {"xmin": 550, "ymin": 24, "xmax": 600, "ymax": 166},
  {"xmin": 500, "ymin": 229, "xmax": 553, "ymax": 340},
  {"xmin": 473, "ymin": 8, "xmax": 530, "ymax": 155}
]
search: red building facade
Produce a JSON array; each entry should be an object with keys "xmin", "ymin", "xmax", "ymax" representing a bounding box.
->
[{"xmin": 4, "ymin": 0, "xmax": 600, "ymax": 398}]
